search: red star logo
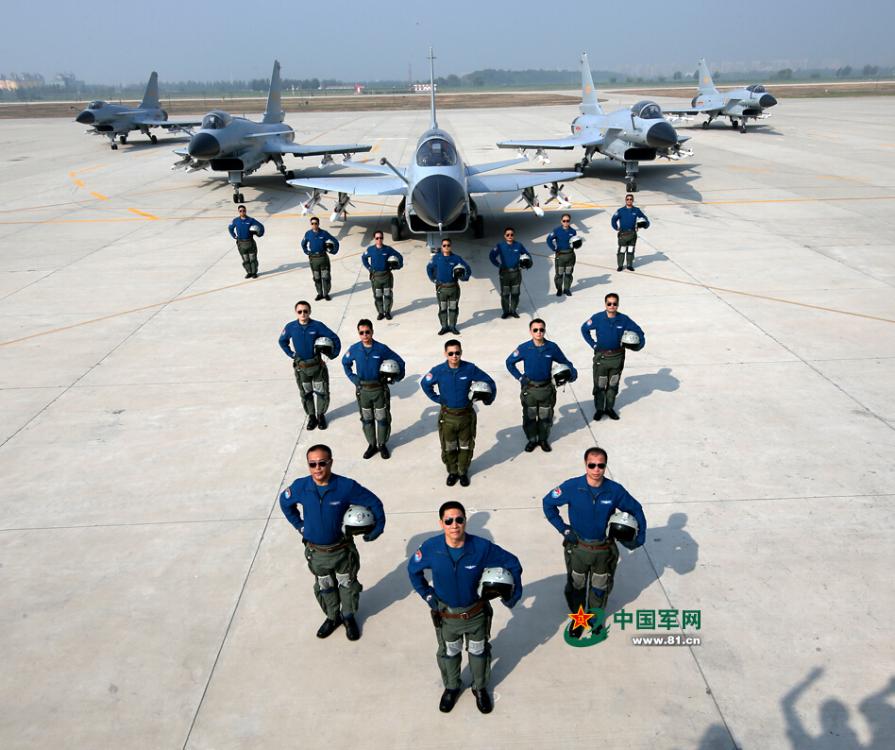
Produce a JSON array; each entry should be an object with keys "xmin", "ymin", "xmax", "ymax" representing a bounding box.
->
[{"xmin": 568, "ymin": 606, "xmax": 594, "ymax": 630}]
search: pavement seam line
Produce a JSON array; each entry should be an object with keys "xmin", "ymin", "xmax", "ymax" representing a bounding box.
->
[{"xmin": 180, "ymin": 430, "xmax": 305, "ymax": 750}]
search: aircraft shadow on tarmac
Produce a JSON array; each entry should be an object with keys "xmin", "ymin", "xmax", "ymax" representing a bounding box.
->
[
  {"xmin": 615, "ymin": 367, "xmax": 680, "ymax": 410},
  {"xmin": 778, "ymin": 668, "xmax": 895, "ymax": 750}
]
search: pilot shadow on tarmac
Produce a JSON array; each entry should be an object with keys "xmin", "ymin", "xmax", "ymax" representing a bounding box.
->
[{"xmin": 615, "ymin": 367, "xmax": 680, "ymax": 410}]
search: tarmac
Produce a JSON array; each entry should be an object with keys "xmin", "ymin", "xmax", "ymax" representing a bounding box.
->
[{"xmin": 1, "ymin": 95, "xmax": 894, "ymax": 750}]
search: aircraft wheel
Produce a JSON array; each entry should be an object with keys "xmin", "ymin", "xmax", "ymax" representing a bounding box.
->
[
  {"xmin": 119, "ymin": 135, "xmax": 127, "ymax": 144},
  {"xmin": 472, "ymin": 215, "xmax": 484, "ymax": 239},
  {"xmin": 111, "ymin": 143, "xmax": 118, "ymax": 150},
  {"xmin": 625, "ymin": 180, "xmax": 637, "ymax": 193},
  {"xmin": 730, "ymin": 120, "xmax": 738, "ymax": 129},
  {"xmin": 574, "ymin": 161, "xmax": 584, "ymax": 172},
  {"xmin": 740, "ymin": 124, "xmax": 747, "ymax": 133},
  {"xmin": 150, "ymin": 135, "xmax": 158, "ymax": 144},
  {"xmin": 390, "ymin": 217, "xmax": 403, "ymax": 242},
  {"xmin": 701, "ymin": 121, "xmax": 710, "ymax": 129}
]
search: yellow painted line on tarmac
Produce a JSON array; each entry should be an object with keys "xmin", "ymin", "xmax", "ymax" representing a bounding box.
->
[
  {"xmin": 72, "ymin": 179, "xmax": 85, "ymax": 188},
  {"xmin": 127, "ymin": 208, "xmax": 159, "ymax": 220},
  {"xmin": 0, "ymin": 250, "xmax": 363, "ymax": 348},
  {"xmin": 90, "ymin": 192, "xmax": 110, "ymax": 201}
]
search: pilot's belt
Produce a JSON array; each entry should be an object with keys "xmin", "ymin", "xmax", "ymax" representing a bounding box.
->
[
  {"xmin": 305, "ymin": 539, "xmax": 350, "ymax": 552},
  {"xmin": 440, "ymin": 600, "xmax": 486, "ymax": 620},
  {"xmin": 595, "ymin": 348, "xmax": 623, "ymax": 356},
  {"xmin": 435, "ymin": 281, "xmax": 459, "ymax": 289},
  {"xmin": 440, "ymin": 405, "xmax": 473, "ymax": 416},
  {"xmin": 295, "ymin": 356, "xmax": 322, "ymax": 369},
  {"xmin": 359, "ymin": 380, "xmax": 384, "ymax": 390},
  {"xmin": 576, "ymin": 538, "xmax": 612, "ymax": 551},
  {"xmin": 525, "ymin": 379, "xmax": 551, "ymax": 388}
]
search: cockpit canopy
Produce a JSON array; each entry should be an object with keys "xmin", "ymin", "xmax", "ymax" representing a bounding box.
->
[
  {"xmin": 87, "ymin": 100, "xmax": 107, "ymax": 110},
  {"xmin": 746, "ymin": 84, "xmax": 766, "ymax": 93},
  {"xmin": 631, "ymin": 100, "xmax": 663, "ymax": 120},
  {"xmin": 416, "ymin": 137, "xmax": 457, "ymax": 167},
  {"xmin": 201, "ymin": 111, "xmax": 231, "ymax": 130}
]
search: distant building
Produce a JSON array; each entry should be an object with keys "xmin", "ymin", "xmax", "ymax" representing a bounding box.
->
[
  {"xmin": 0, "ymin": 73, "xmax": 45, "ymax": 91},
  {"xmin": 411, "ymin": 82, "xmax": 437, "ymax": 93}
]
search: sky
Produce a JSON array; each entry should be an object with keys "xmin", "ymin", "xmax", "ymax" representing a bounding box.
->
[{"xmin": 3, "ymin": 0, "xmax": 893, "ymax": 84}]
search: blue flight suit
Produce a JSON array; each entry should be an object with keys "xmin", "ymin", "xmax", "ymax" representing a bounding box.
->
[
  {"xmin": 506, "ymin": 339, "xmax": 578, "ymax": 445},
  {"xmin": 543, "ymin": 474, "xmax": 647, "ymax": 612},
  {"xmin": 342, "ymin": 340, "xmax": 406, "ymax": 448},
  {"xmin": 279, "ymin": 318, "xmax": 342, "ymax": 419},
  {"xmin": 426, "ymin": 252, "xmax": 472, "ymax": 332},
  {"xmin": 228, "ymin": 215, "xmax": 265, "ymax": 276},
  {"xmin": 546, "ymin": 223, "xmax": 579, "ymax": 295},
  {"xmin": 580, "ymin": 310, "xmax": 645, "ymax": 415},
  {"xmin": 611, "ymin": 204, "xmax": 650, "ymax": 270},
  {"xmin": 362, "ymin": 244, "xmax": 404, "ymax": 318},
  {"xmin": 408, "ymin": 532, "xmax": 523, "ymax": 690},
  {"xmin": 421, "ymin": 360, "xmax": 496, "ymax": 477},
  {"xmin": 280, "ymin": 473, "xmax": 385, "ymax": 619},
  {"xmin": 489, "ymin": 240, "xmax": 530, "ymax": 317},
  {"xmin": 301, "ymin": 228, "xmax": 339, "ymax": 298}
]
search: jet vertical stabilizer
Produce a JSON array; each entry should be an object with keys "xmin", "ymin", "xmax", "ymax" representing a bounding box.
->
[
  {"xmin": 140, "ymin": 71, "xmax": 160, "ymax": 109},
  {"xmin": 579, "ymin": 53, "xmax": 603, "ymax": 117},
  {"xmin": 428, "ymin": 47, "xmax": 438, "ymax": 129},
  {"xmin": 263, "ymin": 60, "xmax": 285, "ymax": 124},
  {"xmin": 696, "ymin": 58, "xmax": 719, "ymax": 97}
]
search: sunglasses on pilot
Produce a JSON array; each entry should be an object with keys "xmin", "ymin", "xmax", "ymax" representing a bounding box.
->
[
  {"xmin": 443, "ymin": 516, "xmax": 465, "ymax": 526},
  {"xmin": 587, "ymin": 462, "xmax": 606, "ymax": 469},
  {"xmin": 308, "ymin": 460, "xmax": 330, "ymax": 468}
]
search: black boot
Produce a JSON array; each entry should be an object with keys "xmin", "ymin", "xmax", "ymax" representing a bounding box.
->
[{"xmin": 316, "ymin": 614, "xmax": 342, "ymax": 638}]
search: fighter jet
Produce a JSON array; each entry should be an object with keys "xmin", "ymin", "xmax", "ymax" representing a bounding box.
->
[
  {"xmin": 172, "ymin": 61, "xmax": 372, "ymax": 203},
  {"xmin": 663, "ymin": 59, "xmax": 778, "ymax": 132},
  {"xmin": 496, "ymin": 53, "xmax": 692, "ymax": 193},
  {"xmin": 75, "ymin": 72, "xmax": 202, "ymax": 150},
  {"xmin": 287, "ymin": 49, "xmax": 581, "ymax": 247}
]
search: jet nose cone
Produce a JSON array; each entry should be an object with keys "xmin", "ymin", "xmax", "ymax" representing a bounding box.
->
[
  {"xmin": 75, "ymin": 111, "xmax": 94, "ymax": 124},
  {"xmin": 189, "ymin": 132, "xmax": 220, "ymax": 159},
  {"xmin": 760, "ymin": 94, "xmax": 777, "ymax": 108},
  {"xmin": 646, "ymin": 121, "xmax": 678, "ymax": 149},
  {"xmin": 411, "ymin": 174, "xmax": 466, "ymax": 229}
]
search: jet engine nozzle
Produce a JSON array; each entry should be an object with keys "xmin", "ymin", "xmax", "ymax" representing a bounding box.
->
[
  {"xmin": 411, "ymin": 175, "xmax": 466, "ymax": 229},
  {"xmin": 188, "ymin": 132, "xmax": 221, "ymax": 159},
  {"xmin": 645, "ymin": 121, "xmax": 678, "ymax": 149}
]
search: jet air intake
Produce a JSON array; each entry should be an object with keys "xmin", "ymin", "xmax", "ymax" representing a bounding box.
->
[
  {"xmin": 189, "ymin": 133, "xmax": 221, "ymax": 159},
  {"xmin": 759, "ymin": 94, "xmax": 777, "ymax": 108},
  {"xmin": 411, "ymin": 175, "xmax": 466, "ymax": 230},
  {"xmin": 75, "ymin": 111, "xmax": 95, "ymax": 124}
]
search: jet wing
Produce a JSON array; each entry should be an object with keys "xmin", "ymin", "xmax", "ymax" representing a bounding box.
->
[
  {"xmin": 465, "ymin": 157, "xmax": 527, "ymax": 176},
  {"xmin": 497, "ymin": 134, "xmax": 603, "ymax": 151},
  {"xmin": 339, "ymin": 159, "xmax": 407, "ymax": 177},
  {"xmin": 134, "ymin": 117, "xmax": 203, "ymax": 128},
  {"xmin": 468, "ymin": 170, "xmax": 581, "ymax": 194},
  {"xmin": 287, "ymin": 175, "xmax": 406, "ymax": 196},
  {"xmin": 663, "ymin": 109, "xmax": 704, "ymax": 116},
  {"xmin": 264, "ymin": 140, "xmax": 373, "ymax": 158}
]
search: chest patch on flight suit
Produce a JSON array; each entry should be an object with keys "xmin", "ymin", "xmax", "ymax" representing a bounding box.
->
[{"xmin": 464, "ymin": 565, "xmax": 478, "ymax": 570}]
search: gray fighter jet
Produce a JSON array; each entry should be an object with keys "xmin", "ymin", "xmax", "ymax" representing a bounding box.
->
[
  {"xmin": 287, "ymin": 49, "xmax": 581, "ymax": 247},
  {"xmin": 663, "ymin": 59, "xmax": 778, "ymax": 132},
  {"xmin": 173, "ymin": 61, "xmax": 372, "ymax": 203},
  {"xmin": 496, "ymin": 53, "xmax": 692, "ymax": 192},
  {"xmin": 75, "ymin": 72, "xmax": 202, "ymax": 150}
]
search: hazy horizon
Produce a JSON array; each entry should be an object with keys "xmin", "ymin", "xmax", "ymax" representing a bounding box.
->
[{"xmin": 3, "ymin": 0, "xmax": 892, "ymax": 85}]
